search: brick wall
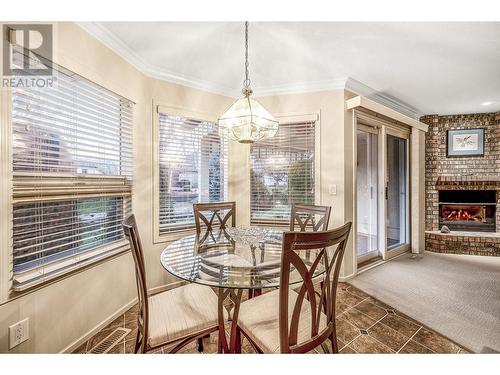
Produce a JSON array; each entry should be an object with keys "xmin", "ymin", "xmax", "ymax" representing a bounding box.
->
[{"xmin": 421, "ymin": 112, "xmax": 500, "ymax": 232}]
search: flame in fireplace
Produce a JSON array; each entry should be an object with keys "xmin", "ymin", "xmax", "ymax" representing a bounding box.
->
[{"xmin": 441, "ymin": 205, "xmax": 485, "ymax": 222}]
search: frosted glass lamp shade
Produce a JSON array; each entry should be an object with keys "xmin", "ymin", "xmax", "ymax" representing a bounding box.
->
[{"xmin": 218, "ymin": 96, "xmax": 279, "ymax": 144}]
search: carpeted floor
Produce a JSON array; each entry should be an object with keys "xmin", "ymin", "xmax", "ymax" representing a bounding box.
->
[{"xmin": 350, "ymin": 251, "xmax": 500, "ymax": 353}]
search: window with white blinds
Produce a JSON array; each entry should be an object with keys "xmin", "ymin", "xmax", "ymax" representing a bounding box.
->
[
  {"xmin": 250, "ymin": 120, "xmax": 316, "ymax": 225},
  {"xmin": 10, "ymin": 46, "xmax": 133, "ymax": 291},
  {"xmin": 158, "ymin": 113, "xmax": 228, "ymax": 233}
]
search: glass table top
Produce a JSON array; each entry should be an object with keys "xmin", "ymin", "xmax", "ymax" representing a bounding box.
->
[{"xmin": 160, "ymin": 226, "xmax": 326, "ymax": 289}]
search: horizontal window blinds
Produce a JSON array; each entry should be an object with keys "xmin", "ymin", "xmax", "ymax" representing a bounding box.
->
[
  {"xmin": 250, "ymin": 121, "xmax": 316, "ymax": 225},
  {"xmin": 10, "ymin": 46, "xmax": 133, "ymax": 291},
  {"xmin": 158, "ymin": 113, "xmax": 228, "ymax": 233}
]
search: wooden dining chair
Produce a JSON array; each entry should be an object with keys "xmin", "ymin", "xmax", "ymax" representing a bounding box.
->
[
  {"xmin": 123, "ymin": 214, "xmax": 221, "ymax": 353},
  {"xmin": 290, "ymin": 203, "xmax": 332, "ymax": 296},
  {"xmin": 193, "ymin": 202, "xmax": 236, "ymax": 241},
  {"xmin": 232, "ymin": 222, "xmax": 352, "ymax": 353},
  {"xmin": 290, "ymin": 203, "xmax": 331, "ymax": 232}
]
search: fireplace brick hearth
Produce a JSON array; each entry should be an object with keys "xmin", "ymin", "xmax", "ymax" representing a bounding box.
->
[
  {"xmin": 426, "ymin": 231, "xmax": 500, "ymax": 256},
  {"xmin": 421, "ymin": 112, "xmax": 500, "ymax": 256}
]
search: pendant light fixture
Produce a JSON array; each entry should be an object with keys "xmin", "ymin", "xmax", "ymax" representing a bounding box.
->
[{"xmin": 218, "ymin": 22, "xmax": 278, "ymax": 144}]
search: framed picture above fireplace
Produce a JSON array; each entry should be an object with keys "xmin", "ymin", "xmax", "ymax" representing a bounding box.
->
[{"xmin": 447, "ymin": 128, "xmax": 484, "ymax": 157}]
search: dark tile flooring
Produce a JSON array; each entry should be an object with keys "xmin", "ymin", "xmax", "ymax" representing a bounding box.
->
[{"xmin": 73, "ymin": 283, "xmax": 472, "ymax": 354}]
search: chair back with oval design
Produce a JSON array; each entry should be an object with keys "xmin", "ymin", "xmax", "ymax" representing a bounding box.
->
[
  {"xmin": 279, "ymin": 222, "xmax": 352, "ymax": 353},
  {"xmin": 290, "ymin": 203, "xmax": 331, "ymax": 232},
  {"xmin": 193, "ymin": 202, "xmax": 236, "ymax": 242},
  {"xmin": 123, "ymin": 214, "xmax": 149, "ymax": 353}
]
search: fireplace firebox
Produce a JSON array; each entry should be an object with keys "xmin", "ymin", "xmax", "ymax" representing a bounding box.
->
[{"xmin": 438, "ymin": 190, "xmax": 496, "ymax": 232}]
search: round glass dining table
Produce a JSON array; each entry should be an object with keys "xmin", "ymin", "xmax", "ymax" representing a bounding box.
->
[{"xmin": 160, "ymin": 226, "xmax": 326, "ymax": 353}]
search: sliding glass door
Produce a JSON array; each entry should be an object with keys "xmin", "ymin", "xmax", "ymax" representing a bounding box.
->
[
  {"xmin": 356, "ymin": 128, "xmax": 380, "ymax": 264},
  {"xmin": 385, "ymin": 132, "xmax": 409, "ymax": 253}
]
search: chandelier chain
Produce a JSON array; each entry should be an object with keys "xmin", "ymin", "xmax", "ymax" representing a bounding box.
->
[{"xmin": 243, "ymin": 21, "xmax": 250, "ymax": 88}]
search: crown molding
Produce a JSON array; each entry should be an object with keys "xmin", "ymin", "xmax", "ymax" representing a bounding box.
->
[
  {"xmin": 345, "ymin": 78, "xmax": 422, "ymax": 119},
  {"xmin": 249, "ymin": 78, "xmax": 422, "ymax": 119},
  {"xmin": 252, "ymin": 77, "xmax": 349, "ymax": 97},
  {"xmin": 77, "ymin": 22, "xmax": 422, "ymax": 119},
  {"xmin": 76, "ymin": 22, "xmax": 236, "ymax": 97}
]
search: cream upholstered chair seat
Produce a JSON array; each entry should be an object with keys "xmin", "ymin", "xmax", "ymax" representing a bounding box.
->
[
  {"xmin": 148, "ymin": 283, "xmax": 227, "ymax": 347},
  {"xmin": 237, "ymin": 289, "xmax": 327, "ymax": 353}
]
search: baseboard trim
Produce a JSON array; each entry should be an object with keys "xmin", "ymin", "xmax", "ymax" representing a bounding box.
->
[
  {"xmin": 148, "ymin": 280, "xmax": 185, "ymax": 295},
  {"xmin": 60, "ymin": 280, "xmax": 185, "ymax": 353},
  {"xmin": 339, "ymin": 274, "xmax": 356, "ymax": 282},
  {"xmin": 60, "ymin": 298, "xmax": 137, "ymax": 354}
]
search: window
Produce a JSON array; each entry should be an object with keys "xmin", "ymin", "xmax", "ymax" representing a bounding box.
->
[
  {"xmin": 250, "ymin": 120, "xmax": 316, "ymax": 225},
  {"xmin": 10, "ymin": 47, "xmax": 133, "ymax": 291},
  {"xmin": 158, "ymin": 112, "xmax": 228, "ymax": 234}
]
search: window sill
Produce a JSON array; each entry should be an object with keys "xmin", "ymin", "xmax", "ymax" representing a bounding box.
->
[
  {"xmin": 251, "ymin": 220, "xmax": 290, "ymax": 230},
  {"xmin": 3, "ymin": 241, "xmax": 130, "ymax": 304},
  {"xmin": 154, "ymin": 228, "xmax": 197, "ymax": 244}
]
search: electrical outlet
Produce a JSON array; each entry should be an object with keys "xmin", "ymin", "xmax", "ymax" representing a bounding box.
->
[{"xmin": 9, "ymin": 318, "xmax": 29, "ymax": 349}]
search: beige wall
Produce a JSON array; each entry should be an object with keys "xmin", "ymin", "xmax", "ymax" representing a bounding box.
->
[{"xmin": 0, "ymin": 22, "xmax": 232, "ymax": 353}]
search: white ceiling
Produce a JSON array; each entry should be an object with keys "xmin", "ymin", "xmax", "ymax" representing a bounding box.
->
[{"xmin": 79, "ymin": 22, "xmax": 500, "ymax": 117}]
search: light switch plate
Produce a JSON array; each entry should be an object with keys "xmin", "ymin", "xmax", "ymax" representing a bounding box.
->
[
  {"xmin": 9, "ymin": 318, "xmax": 29, "ymax": 349},
  {"xmin": 328, "ymin": 184, "xmax": 337, "ymax": 195}
]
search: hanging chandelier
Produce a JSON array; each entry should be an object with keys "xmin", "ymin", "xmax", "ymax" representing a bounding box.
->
[{"xmin": 218, "ymin": 22, "xmax": 278, "ymax": 144}]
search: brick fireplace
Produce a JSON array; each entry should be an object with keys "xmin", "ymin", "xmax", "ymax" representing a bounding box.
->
[
  {"xmin": 439, "ymin": 189, "xmax": 496, "ymax": 232},
  {"xmin": 421, "ymin": 112, "xmax": 500, "ymax": 256}
]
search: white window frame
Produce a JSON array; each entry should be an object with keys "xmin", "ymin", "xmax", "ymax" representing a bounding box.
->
[
  {"xmin": 1, "ymin": 67, "xmax": 134, "ymax": 297},
  {"xmin": 1, "ymin": 89, "xmax": 14, "ymax": 302},
  {"xmin": 249, "ymin": 113, "xmax": 321, "ymax": 228},
  {"xmin": 152, "ymin": 103, "xmax": 227, "ymax": 243}
]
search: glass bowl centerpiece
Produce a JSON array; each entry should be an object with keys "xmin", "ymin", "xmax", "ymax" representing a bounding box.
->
[{"xmin": 224, "ymin": 226, "xmax": 270, "ymax": 247}]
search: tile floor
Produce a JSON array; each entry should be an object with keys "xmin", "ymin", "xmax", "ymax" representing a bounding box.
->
[{"xmin": 73, "ymin": 283, "xmax": 472, "ymax": 354}]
